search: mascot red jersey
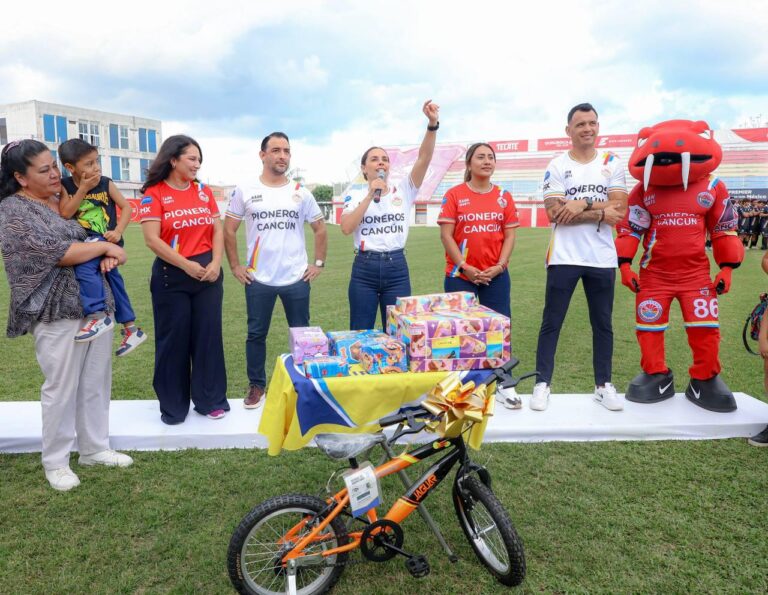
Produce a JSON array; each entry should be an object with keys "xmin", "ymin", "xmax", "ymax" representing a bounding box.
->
[{"xmin": 615, "ymin": 119, "xmax": 744, "ymax": 412}]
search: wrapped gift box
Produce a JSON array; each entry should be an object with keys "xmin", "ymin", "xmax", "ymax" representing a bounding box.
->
[
  {"xmin": 303, "ymin": 355, "xmax": 350, "ymax": 378},
  {"xmin": 409, "ymin": 357, "xmax": 506, "ymax": 373},
  {"xmin": 395, "ymin": 306, "xmax": 510, "ymax": 361},
  {"xmin": 289, "ymin": 326, "xmax": 329, "ymax": 364},
  {"xmin": 395, "ymin": 291, "xmax": 477, "ymax": 315},
  {"xmin": 327, "ymin": 330, "xmax": 388, "ymax": 364},
  {"xmin": 359, "ymin": 338, "xmax": 407, "ymax": 374}
]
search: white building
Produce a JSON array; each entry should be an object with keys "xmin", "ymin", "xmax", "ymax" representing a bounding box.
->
[{"xmin": 0, "ymin": 100, "xmax": 162, "ymax": 199}]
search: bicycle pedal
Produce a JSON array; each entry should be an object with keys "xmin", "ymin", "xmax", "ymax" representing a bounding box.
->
[{"xmin": 405, "ymin": 554, "xmax": 430, "ymax": 578}]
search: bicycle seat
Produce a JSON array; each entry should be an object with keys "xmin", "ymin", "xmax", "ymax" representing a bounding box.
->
[{"xmin": 314, "ymin": 433, "xmax": 386, "ymax": 460}]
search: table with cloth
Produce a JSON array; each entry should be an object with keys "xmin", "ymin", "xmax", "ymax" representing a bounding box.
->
[{"xmin": 258, "ymin": 354, "xmax": 495, "ymax": 455}]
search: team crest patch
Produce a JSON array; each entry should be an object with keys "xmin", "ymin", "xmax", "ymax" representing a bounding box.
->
[
  {"xmin": 638, "ymin": 299, "xmax": 663, "ymax": 322},
  {"xmin": 392, "ymin": 196, "xmax": 403, "ymax": 206},
  {"xmin": 498, "ymin": 197, "xmax": 507, "ymax": 208},
  {"xmin": 697, "ymin": 192, "xmax": 714, "ymax": 208},
  {"xmin": 198, "ymin": 190, "xmax": 209, "ymax": 202}
]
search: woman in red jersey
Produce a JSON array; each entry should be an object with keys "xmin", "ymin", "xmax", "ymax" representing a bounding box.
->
[
  {"xmin": 437, "ymin": 142, "xmax": 519, "ymax": 318},
  {"xmin": 139, "ymin": 135, "xmax": 229, "ymax": 425}
]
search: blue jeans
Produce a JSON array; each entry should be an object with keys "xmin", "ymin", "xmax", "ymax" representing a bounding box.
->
[
  {"xmin": 444, "ymin": 270, "xmax": 511, "ymax": 318},
  {"xmin": 246, "ymin": 278, "xmax": 311, "ymax": 389},
  {"xmin": 535, "ymin": 265, "xmax": 615, "ymax": 386},
  {"xmin": 348, "ymin": 249, "xmax": 410, "ymax": 330},
  {"xmin": 74, "ymin": 236, "xmax": 135, "ymax": 324}
]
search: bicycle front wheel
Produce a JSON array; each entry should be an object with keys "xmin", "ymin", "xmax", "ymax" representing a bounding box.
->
[
  {"xmin": 453, "ymin": 475, "xmax": 526, "ymax": 586},
  {"xmin": 227, "ymin": 493, "xmax": 348, "ymax": 595}
]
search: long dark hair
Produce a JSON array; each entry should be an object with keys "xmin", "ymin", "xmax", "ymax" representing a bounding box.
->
[
  {"xmin": 0, "ymin": 139, "xmax": 51, "ymax": 200},
  {"xmin": 464, "ymin": 143, "xmax": 496, "ymax": 182},
  {"xmin": 141, "ymin": 135, "xmax": 202, "ymax": 193}
]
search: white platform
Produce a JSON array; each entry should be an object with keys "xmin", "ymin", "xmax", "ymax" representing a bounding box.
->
[{"xmin": 2, "ymin": 393, "xmax": 768, "ymax": 453}]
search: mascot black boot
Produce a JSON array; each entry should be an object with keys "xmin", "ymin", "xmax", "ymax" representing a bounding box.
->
[
  {"xmin": 626, "ymin": 369, "xmax": 675, "ymax": 403},
  {"xmin": 685, "ymin": 375, "xmax": 736, "ymax": 412}
]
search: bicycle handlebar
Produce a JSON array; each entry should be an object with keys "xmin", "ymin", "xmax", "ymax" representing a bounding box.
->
[{"xmin": 378, "ymin": 406, "xmax": 431, "ymax": 429}]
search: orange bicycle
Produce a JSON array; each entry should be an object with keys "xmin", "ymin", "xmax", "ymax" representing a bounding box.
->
[{"xmin": 228, "ymin": 358, "xmax": 536, "ymax": 594}]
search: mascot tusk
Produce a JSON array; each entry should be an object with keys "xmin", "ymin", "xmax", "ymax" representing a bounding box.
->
[
  {"xmin": 681, "ymin": 151, "xmax": 691, "ymax": 191},
  {"xmin": 643, "ymin": 153, "xmax": 654, "ymax": 191}
]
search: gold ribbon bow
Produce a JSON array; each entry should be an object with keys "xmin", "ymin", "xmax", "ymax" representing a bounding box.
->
[{"xmin": 422, "ymin": 372, "xmax": 495, "ymax": 439}]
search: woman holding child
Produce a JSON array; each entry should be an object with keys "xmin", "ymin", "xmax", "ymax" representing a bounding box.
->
[
  {"xmin": 0, "ymin": 139, "xmax": 133, "ymax": 492},
  {"xmin": 139, "ymin": 135, "xmax": 229, "ymax": 425},
  {"xmin": 437, "ymin": 142, "xmax": 519, "ymax": 318}
]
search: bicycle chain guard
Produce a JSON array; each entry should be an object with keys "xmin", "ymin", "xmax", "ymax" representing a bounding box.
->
[{"xmin": 360, "ymin": 519, "xmax": 404, "ymax": 562}]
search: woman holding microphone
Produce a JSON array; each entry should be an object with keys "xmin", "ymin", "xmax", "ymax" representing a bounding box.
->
[{"xmin": 340, "ymin": 100, "xmax": 439, "ymax": 330}]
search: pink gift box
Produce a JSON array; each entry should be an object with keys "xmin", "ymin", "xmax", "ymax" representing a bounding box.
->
[
  {"xmin": 395, "ymin": 291, "xmax": 477, "ymax": 315},
  {"xmin": 289, "ymin": 326, "xmax": 329, "ymax": 364},
  {"xmin": 408, "ymin": 357, "xmax": 506, "ymax": 373}
]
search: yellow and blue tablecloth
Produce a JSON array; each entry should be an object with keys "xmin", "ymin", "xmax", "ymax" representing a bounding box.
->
[{"xmin": 258, "ymin": 354, "xmax": 493, "ymax": 455}]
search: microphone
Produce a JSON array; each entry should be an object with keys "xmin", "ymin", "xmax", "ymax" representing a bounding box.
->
[{"xmin": 373, "ymin": 169, "xmax": 385, "ymax": 203}]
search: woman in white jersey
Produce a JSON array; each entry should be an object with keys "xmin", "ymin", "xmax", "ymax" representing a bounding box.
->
[{"xmin": 340, "ymin": 100, "xmax": 440, "ymax": 330}]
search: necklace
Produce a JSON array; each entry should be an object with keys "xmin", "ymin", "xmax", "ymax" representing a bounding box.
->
[{"xmin": 467, "ymin": 180, "xmax": 494, "ymax": 194}]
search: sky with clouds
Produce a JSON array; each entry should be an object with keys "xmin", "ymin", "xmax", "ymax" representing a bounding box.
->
[{"xmin": 1, "ymin": 0, "xmax": 766, "ymax": 188}]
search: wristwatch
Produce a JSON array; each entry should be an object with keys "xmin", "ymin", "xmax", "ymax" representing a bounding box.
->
[
  {"xmin": 314, "ymin": 259, "xmax": 325, "ymax": 268},
  {"xmin": 584, "ymin": 196, "xmax": 594, "ymax": 210}
]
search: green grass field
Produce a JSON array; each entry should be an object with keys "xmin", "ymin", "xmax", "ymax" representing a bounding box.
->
[{"xmin": 1, "ymin": 224, "xmax": 767, "ymax": 593}]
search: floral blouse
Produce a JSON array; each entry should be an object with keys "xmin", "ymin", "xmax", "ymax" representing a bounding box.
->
[{"xmin": 0, "ymin": 194, "xmax": 111, "ymax": 337}]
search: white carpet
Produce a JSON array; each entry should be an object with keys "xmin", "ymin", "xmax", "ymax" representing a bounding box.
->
[{"xmin": 2, "ymin": 393, "xmax": 767, "ymax": 453}]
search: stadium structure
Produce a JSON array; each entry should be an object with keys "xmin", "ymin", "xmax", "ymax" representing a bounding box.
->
[{"xmin": 331, "ymin": 128, "xmax": 768, "ymax": 228}]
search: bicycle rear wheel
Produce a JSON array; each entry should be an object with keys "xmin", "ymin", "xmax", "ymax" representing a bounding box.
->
[
  {"xmin": 453, "ymin": 475, "xmax": 526, "ymax": 586},
  {"xmin": 227, "ymin": 493, "xmax": 348, "ymax": 595}
]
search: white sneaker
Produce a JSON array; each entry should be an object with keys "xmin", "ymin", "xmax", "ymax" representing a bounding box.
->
[
  {"xmin": 79, "ymin": 449, "xmax": 134, "ymax": 467},
  {"xmin": 45, "ymin": 466, "xmax": 80, "ymax": 491},
  {"xmin": 594, "ymin": 382, "xmax": 624, "ymax": 411},
  {"xmin": 530, "ymin": 382, "xmax": 550, "ymax": 411},
  {"xmin": 496, "ymin": 385, "xmax": 521, "ymax": 409},
  {"xmin": 116, "ymin": 326, "xmax": 148, "ymax": 357}
]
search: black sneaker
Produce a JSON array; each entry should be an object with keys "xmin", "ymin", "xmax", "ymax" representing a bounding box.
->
[{"xmin": 748, "ymin": 425, "xmax": 768, "ymax": 447}]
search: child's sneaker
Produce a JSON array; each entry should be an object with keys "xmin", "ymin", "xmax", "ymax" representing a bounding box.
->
[
  {"xmin": 206, "ymin": 409, "xmax": 227, "ymax": 420},
  {"xmin": 116, "ymin": 326, "xmax": 147, "ymax": 357},
  {"xmin": 74, "ymin": 315, "xmax": 114, "ymax": 343}
]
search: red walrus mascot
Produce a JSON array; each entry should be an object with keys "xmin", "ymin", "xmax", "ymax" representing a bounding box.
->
[{"xmin": 615, "ymin": 120, "xmax": 744, "ymax": 412}]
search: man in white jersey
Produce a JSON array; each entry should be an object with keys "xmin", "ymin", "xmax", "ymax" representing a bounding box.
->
[
  {"xmin": 224, "ymin": 132, "xmax": 328, "ymax": 409},
  {"xmin": 532, "ymin": 103, "xmax": 628, "ymax": 412}
]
